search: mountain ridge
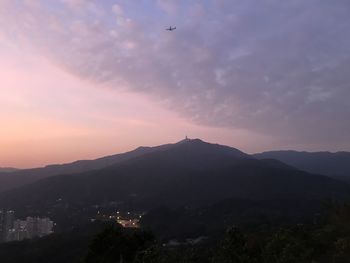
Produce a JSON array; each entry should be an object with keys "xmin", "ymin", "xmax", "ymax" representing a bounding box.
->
[
  {"xmin": 0, "ymin": 139, "xmax": 248, "ymax": 193},
  {"xmin": 0, "ymin": 139, "xmax": 348, "ymax": 220},
  {"xmin": 0, "ymin": 141, "xmax": 176, "ymax": 193},
  {"xmin": 253, "ymin": 150, "xmax": 350, "ymax": 182},
  {"xmin": 0, "ymin": 167, "xmax": 19, "ymax": 173}
]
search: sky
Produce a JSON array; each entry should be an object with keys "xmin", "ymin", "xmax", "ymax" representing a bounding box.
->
[{"xmin": 0, "ymin": 0, "xmax": 349, "ymax": 168}]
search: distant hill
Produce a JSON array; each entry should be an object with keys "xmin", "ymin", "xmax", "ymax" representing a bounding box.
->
[
  {"xmin": 0, "ymin": 167, "xmax": 18, "ymax": 173},
  {"xmin": 253, "ymin": 151, "xmax": 350, "ymax": 182},
  {"xmin": 0, "ymin": 143, "xmax": 173, "ymax": 193},
  {"xmin": 0, "ymin": 139, "xmax": 348, "ymax": 218}
]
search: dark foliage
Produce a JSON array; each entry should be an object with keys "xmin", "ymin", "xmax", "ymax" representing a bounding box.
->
[
  {"xmin": 0, "ymin": 222, "xmax": 106, "ymax": 263},
  {"xmin": 84, "ymin": 226, "xmax": 155, "ymax": 263},
  {"xmin": 2, "ymin": 202, "xmax": 350, "ymax": 262}
]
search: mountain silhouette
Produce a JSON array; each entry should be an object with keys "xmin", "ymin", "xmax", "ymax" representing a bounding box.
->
[
  {"xmin": 0, "ymin": 139, "xmax": 348, "ymax": 214},
  {"xmin": 254, "ymin": 150, "xmax": 350, "ymax": 182},
  {"xmin": 0, "ymin": 167, "xmax": 18, "ymax": 173},
  {"xmin": 0, "ymin": 143, "xmax": 174, "ymax": 193}
]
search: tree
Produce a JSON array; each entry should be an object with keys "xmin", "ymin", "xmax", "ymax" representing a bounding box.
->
[
  {"xmin": 84, "ymin": 225, "xmax": 154, "ymax": 263},
  {"xmin": 262, "ymin": 227, "xmax": 313, "ymax": 263},
  {"xmin": 214, "ymin": 226, "xmax": 260, "ymax": 263}
]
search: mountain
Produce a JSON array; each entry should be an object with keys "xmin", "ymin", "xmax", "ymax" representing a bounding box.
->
[
  {"xmin": 0, "ymin": 167, "xmax": 18, "ymax": 173},
  {"xmin": 0, "ymin": 139, "xmax": 348, "ymax": 220},
  {"xmin": 253, "ymin": 151, "xmax": 350, "ymax": 182},
  {"xmin": 0, "ymin": 144, "xmax": 173, "ymax": 193}
]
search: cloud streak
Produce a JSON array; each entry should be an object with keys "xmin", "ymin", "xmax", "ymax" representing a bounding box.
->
[{"xmin": 1, "ymin": 0, "xmax": 350, "ymax": 146}]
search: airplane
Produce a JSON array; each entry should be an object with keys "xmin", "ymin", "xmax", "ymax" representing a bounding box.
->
[{"xmin": 166, "ymin": 26, "xmax": 176, "ymax": 31}]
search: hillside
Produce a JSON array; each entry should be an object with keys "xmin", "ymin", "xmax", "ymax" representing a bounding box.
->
[
  {"xmin": 254, "ymin": 151, "xmax": 350, "ymax": 182},
  {"xmin": 0, "ymin": 143, "xmax": 173, "ymax": 193},
  {"xmin": 0, "ymin": 167, "xmax": 18, "ymax": 173},
  {"xmin": 0, "ymin": 139, "xmax": 348, "ymax": 220}
]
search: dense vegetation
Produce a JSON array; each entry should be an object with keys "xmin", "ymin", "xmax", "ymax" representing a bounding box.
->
[{"xmin": 1, "ymin": 202, "xmax": 350, "ymax": 263}]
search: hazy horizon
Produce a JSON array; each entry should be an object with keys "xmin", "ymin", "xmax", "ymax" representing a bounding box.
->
[{"xmin": 1, "ymin": 137, "xmax": 350, "ymax": 170}]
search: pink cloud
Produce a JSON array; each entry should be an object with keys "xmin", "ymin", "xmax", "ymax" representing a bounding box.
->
[{"xmin": 1, "ymin": 0, "xmax": 349, "ymax": 168}]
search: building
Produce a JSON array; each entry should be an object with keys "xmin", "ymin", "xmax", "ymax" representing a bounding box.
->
[
  {"xmin": 6, "ymin": 217, "xmax": 54, "ymax": 242},
  {"xmin": 37, "ymin": 217, "xmax": 54, "ymax": 237},
  {"xmin": 0, "ymin": 210, "xmax": 15, "ymax": 242},
  {"xmin": 3, "ymin": 211, "xmax": 15, "ymax": 242},
  {"xmin": 0, "ymin": 210, "xmax": 54, "ymax": 242},
  {"xmin": 0, "ymin": 210, "xmax": 4, "ymax": 242}
]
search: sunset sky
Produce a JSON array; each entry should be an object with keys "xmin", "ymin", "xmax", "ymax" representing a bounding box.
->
[{"xmin": 0, "ymin": 0, "xmax": 349, "ymax": 168}]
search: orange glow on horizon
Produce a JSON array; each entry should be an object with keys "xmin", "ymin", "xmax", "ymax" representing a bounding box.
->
[{"xmin": 0, "ymin": 44, "xmax": 274, "ymax": 168}]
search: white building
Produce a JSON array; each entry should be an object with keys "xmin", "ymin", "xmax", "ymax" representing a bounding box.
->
[{"xmin": 6, "ymin": 216, "xmax": 54, "ymax": 242}]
